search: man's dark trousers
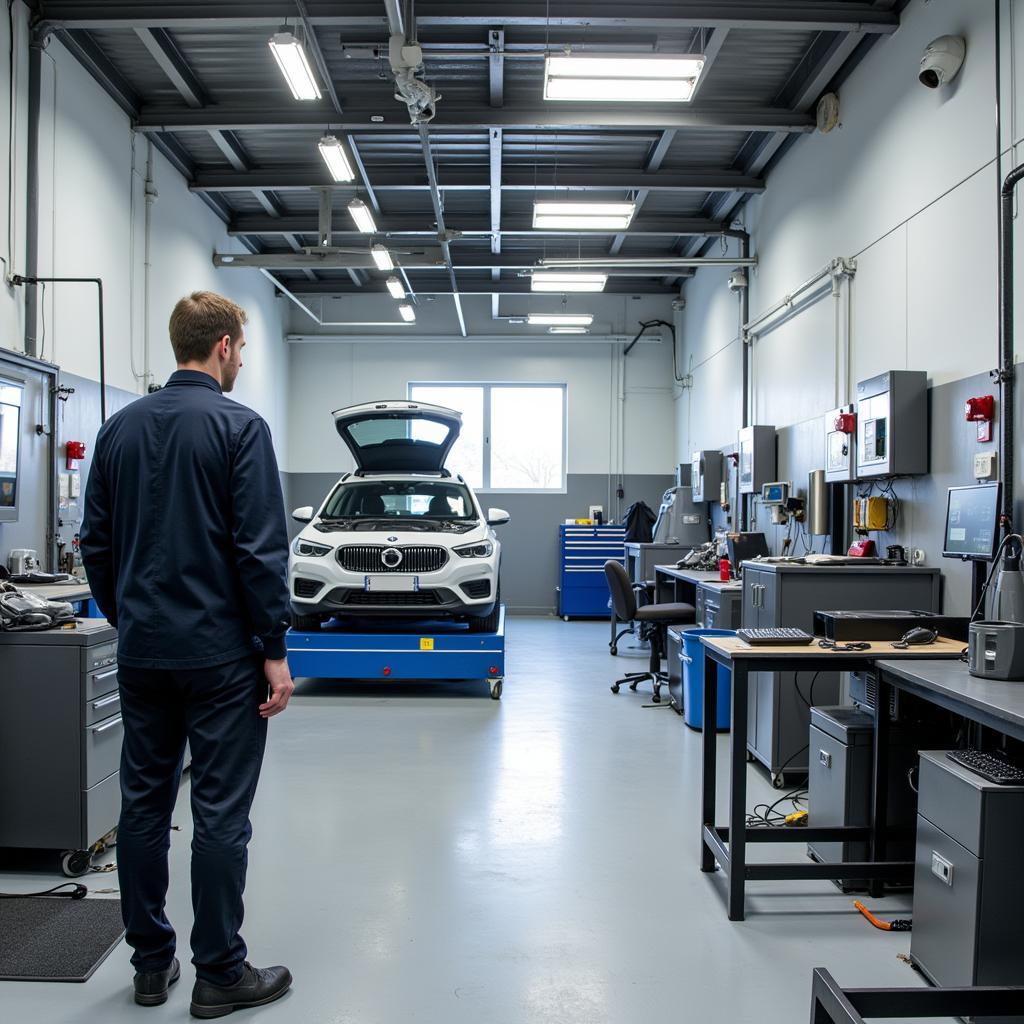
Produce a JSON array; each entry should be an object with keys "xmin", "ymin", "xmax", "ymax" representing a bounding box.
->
[{"xmin": 116, "ymin": 654, "xmax": 268, "ymax": 986}]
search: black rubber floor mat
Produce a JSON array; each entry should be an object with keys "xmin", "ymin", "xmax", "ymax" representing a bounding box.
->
[{"xmin": 0, "ymin": 897, "xmax": 124, "ymax": 982}]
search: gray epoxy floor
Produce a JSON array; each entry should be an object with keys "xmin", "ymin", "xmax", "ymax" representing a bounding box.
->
[{"xmin": 1, "ymin": 616, "xmax": 930, "ymax": 1023}]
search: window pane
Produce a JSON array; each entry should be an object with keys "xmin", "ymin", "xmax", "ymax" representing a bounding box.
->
[
  {"xmin": 490, "ymin": 387, "xmax": 564, "ymax": 490},
  {"xmin": 409, "ymin": 385, "xmax": 484, "ymax": 488}
]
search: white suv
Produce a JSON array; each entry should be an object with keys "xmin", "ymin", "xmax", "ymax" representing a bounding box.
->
[{"xmin": 288, "ymin": 400, "xmax": 508, "ymax": 632}]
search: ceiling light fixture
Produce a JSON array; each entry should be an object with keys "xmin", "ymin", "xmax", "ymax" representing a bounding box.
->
[
  {"xmin": 370, "ymin": 244, "xmax": 394, "ymax": 271},
  {"xmin": 318, "ymin": 134, "xmax": 356, "ymax": 182},
  {"xmin": 347, "ymin": 198, "xmax": 377, "ymax": 233},
  {"xmin": 530, "ymin": 272, "xmax": 607, "ymax": 293},
  {"xmin": 543, "ymin": 53, "xmax": 705, "ymax": 103},
  {"xmin": 527, "ymin": 313, "xmax": 594, "ymax": 326},
  {"xmin": 269, "ymin": 31, "xmax": 322, "ymax": 101},
  {"xmin": 548, "ymin": 326, "xmax": 589, "ymax": 334},
  {"xmin": 532, "ymin": 201, "xmax": 636, "ymax": 231},
  {"xmin": 386, "ymin": 276, "xmax": 406, "ymax": 299},
  {"xmin": 398, "ymin": 304, "xmax": 416, "ymax": 322}
]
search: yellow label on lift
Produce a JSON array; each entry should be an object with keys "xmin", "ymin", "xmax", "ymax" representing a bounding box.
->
[{"xmin": 420, "ymin": 637, "xmax": 434, "ymax": 651}]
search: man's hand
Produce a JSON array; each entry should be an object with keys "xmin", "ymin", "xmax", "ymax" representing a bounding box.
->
[{"xmin": 260, "ymin": 658, "xmax": 295, "ymax": 718}]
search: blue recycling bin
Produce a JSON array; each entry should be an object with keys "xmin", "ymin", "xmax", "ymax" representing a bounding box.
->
[{"xmin": 679, "ymin": 628, "xmax": 735, "ymax": 731}]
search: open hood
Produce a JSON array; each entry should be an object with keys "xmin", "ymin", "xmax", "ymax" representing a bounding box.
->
[{"xmin": 332, "ymin": 400, "xmax": 462, "ymax": 474}]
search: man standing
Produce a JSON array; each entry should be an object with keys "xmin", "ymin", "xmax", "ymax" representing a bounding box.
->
[{"xmin": 81, "ymin": 291, "xmax": 294, "ymax": 1018}]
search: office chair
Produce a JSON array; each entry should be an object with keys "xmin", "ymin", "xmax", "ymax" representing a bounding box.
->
[{"xmin": 604, "ymin": 560, "xmax": 696, "ymax": 703}]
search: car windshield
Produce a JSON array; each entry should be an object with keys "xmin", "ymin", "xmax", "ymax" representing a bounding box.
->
[{"xmin": 322, "ymin": 480, "xmax": 477, "ymax": 521}]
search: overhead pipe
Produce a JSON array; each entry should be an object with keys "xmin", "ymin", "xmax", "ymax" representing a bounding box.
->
[
  {"xmin": 999, "ymin": 162, "xmax": 1024, "ymax": 532},
  {"xmin": 540, "ymin": 256, "xmax": 758, "ymax": 269},
  {"xmin": 23, "ymin": 30, "xmax": 44, "ymax": 356},
  {"xmin": 742, "ymin": 257, "xmax": 854, "ymax": 341}
]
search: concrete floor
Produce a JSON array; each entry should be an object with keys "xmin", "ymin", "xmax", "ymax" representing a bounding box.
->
[{"xmin": 0, "ymin": 616, "xmax": 930, "ymax": 1023}]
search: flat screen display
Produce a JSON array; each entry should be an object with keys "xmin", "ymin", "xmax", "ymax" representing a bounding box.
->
[
  {"xmin": 942, "ymin": 483, "xmax": 1001, "ymax": 561},
  {"xmin": 0, "ymin": 378, "xmax": 23, "ymax": 523}
]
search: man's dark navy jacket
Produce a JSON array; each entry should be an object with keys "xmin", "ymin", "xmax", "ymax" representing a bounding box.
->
[{"xmin": 80, "ymin": 370, "xmax": 291, "ymax": 669}]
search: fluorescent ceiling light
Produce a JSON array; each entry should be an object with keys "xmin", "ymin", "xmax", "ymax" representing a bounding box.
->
[
  {"xmin": 347, "ymin": 198, "xmax": 377, "ymax": 233},
  {"xmin": 398, "ymin": 304, "xmax": 416, "ymax": 322},
  {"xmin": 370, "ymin": 244, "xmax": 394, "ymax": 271},
  {"xmin": 544, "ymin": 53, "xmax": 704, "ymax": 103},
  {"xmin": 318, "ymin": 134, "xmax": 355, "ymax": 182},
  {"xmin": 533, "ymin": 201, "xmax": 636, "ymax": 231},
  {"xmin": 549, "ymin": 326, "xmax": 589, "ymax": 334},
  {"xmin": 386, "ymin": 276, "xmax": 406, "ymax": 299},
  {"xmin": 269, "ymin": 31, "xmax": 322, "ymax": 101},
  {"xmin": 531, "ymin": 272, "xmax": 607, "ymax": 293},
  {"xmin": 527, "ymin": 313, "xmax": 594, "ymax": 326}
]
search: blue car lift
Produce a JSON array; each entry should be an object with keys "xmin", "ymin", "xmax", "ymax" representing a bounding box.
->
[{"xmin": 286, "ymin": 606, "xmax": 506, "ymax": 699}]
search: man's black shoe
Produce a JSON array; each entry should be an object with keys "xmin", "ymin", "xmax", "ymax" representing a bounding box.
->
[
  {"xmin": 190, "ymin": 962, "xmax": 292, "ymax": 1019},
  {"xmin": 134, "ymin": 957, "xmax": 181, "ymax": 1006}
]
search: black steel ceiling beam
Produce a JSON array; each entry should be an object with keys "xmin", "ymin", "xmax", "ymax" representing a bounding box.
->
[
  {"xmin": 191, "ymin": 167, "xmax": 765, "ymax": 193},
  {"xmin": 53, "ymin": 29, "xmax": 138, "ymax": 117},
  {"xmin": 295, "ymin": 0, "xmax": 343, "ymax": 115},
  {"xmin": 134, "ymin": 27, "xmax": 207, "ymax": 107},
  {"xmin": 277, "ymin": 277, "xmax": 680, "ymax": 296},
  {"xmin": 136, "ymin": 104, "xmax": 815, "ymax": 134},
  {"xmin": 38, "ymin": 3, "xmax": 900, "ymax": 33}
]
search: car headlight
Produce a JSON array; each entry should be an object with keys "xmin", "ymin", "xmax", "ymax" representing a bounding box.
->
[
  {"xmin": 454, "ymin": 540, "xmax": 494, "ymax": 558},
  {"xmin": 292, "ymin": 537, "xmax": 332, "ymax": 557}
]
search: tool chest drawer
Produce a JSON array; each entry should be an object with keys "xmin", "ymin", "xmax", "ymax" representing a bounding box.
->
[{"xmin": 559, "ymin": 525, "xmax": 625, "ymax": 618}]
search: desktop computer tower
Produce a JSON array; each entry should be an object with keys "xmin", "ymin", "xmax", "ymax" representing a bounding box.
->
[{"xmin": 807, "ymin": 706, "xmax": 918, "ymax": 891}]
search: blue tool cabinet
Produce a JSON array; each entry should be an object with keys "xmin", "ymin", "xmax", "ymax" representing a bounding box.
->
[{"xmin": 558, "ymin": 524, "xmax": 626, "ymax": 620}]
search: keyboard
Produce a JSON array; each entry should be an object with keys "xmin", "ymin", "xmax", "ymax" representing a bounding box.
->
[
  {"xmin": 736, "ymin": 627, "xmax": 815, "ymax": 646},
  {"xmin": 946, "ymin": 750, "xmax": 1024, "ymax": 786}
]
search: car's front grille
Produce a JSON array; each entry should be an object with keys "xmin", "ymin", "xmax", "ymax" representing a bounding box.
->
[
  {"xmin": 338, "ymin": 545, "xmax": 449, "ymax": 573},
  {"xmin": 341, "ymin": 590, "xmax": 442, "ymax": 607},
  {"xmin": 461, "ymin": 579, "xmax": 491, "ymax": 599},
  {"xmin": 293, "ymin": 578, "xmax": 322, "ymax": 598}
]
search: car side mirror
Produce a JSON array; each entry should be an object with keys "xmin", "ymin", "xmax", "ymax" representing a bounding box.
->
[
  {"xmin": 292, "ymin": 506, "xmax": 315, "ymax": 524},
  {"xmin": 487, "ymin": 507, "xmax": 510, "ymax": 526}
]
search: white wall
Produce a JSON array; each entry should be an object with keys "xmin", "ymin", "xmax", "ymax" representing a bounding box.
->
[
  {"xmin": 676, "ymin": 0, "xmax": 1024, "ymax": 459},
  {"xmin": 287, "ymin": 292, "xmax": 678, "ymax": 479},
  {"xmin": 1, "ymin": 10, "xmax": 289, "ymax": 457}
]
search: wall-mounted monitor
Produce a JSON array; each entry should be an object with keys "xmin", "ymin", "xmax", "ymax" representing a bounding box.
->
[
  {"xmin": 942, "ymin": 482, "xmax": 1001, "ymax": 562},
  {"xmin": 0, "ymin": 377, "xmax": 24, "ymax": 524}
]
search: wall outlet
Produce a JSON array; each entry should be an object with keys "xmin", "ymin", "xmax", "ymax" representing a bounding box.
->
[
  {"xmin": 912, "ymin": 548, "xmax": 926, "ymax": 566},
  {"xmin": 974, "ymin": 451, "xmax": 998, "ymax": 481}
]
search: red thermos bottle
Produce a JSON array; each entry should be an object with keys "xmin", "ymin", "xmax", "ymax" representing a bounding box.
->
[{"xmin": 719, "ymin": 558, "xmax": 731, "ymax": 582}]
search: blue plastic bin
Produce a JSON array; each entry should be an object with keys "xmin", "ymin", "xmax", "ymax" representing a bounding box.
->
[{"xmin": 679, "ymin": 628, "xmax": 735, "ymax": 731}]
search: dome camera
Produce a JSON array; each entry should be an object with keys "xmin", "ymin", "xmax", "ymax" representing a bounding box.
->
[{"xmin": 919, "ymin": 35, "xmax": 965, "ymax": 89}]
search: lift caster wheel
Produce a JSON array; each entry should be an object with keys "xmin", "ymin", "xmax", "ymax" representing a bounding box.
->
[
  {"xmin": 611, "ymin": 683, "xmax": 620, "ymax": 694},
  {"xmin": 563, "ymin": 616, "xmax": 570, "ymax": 622},
  {"xmin": 610, "ymin": 645, "xmax": 618, "ymax": 656},
  {"xmin": 652, "ymin": 693, "xmax": 661, "ymax": 704},
  {"xmin": 61, "ymin": 850, "xmax": 92, "ymax": 878},
  {"xmin": 489, "ymin": 679, "xmax": 503, "ymax": 700}
]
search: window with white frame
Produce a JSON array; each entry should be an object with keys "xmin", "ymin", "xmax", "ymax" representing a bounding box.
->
[{"xmin": 408, "ymin": 383, "xmax": 567, "ymax": 492}]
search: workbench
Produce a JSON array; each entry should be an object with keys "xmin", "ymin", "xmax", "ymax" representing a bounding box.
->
[
  {"xmin": 698, "ymin": 634, "xmax": 966, "ymax": 921},
  {"xmin": 286, "ymin": 607, "xmax": 507, "ymax": 699}
]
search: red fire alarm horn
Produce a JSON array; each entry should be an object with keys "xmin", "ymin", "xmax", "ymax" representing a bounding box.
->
[
  {"xmin": 834, "ymin": 412, "xmax": 857, "ymax": 434},
  {"xmin": 66, "ymin": 440, "xmax": 87, "ymax": 469},
  {"xmin": 965, "ymin": 395, "xmax": 995, "ymax": 443}
]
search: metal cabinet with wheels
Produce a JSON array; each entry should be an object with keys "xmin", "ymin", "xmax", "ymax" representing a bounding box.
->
[
  {"xmin": 740, "ymin": 563, "xmax": 940, "ymax": 784},
  {"xmin": 0, "ymin": 620, "xmax": 121, "ymax": 875},
  {"xmin": 558, "ymin": 524, "xmax": 625, "ymax": 620}
]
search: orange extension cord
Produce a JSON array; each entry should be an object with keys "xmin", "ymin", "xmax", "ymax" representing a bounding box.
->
[{"xmin": 853, "ymin": 900, "xmax": 912, "ymax": 932}]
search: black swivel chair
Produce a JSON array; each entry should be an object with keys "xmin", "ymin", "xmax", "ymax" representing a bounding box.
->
[{"xmin": 604, "ymin": 560, "xmax": 696, "ymax": 703}]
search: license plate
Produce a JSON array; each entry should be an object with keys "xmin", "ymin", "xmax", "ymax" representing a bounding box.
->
[{"xmin": 364, "ymin": 575, "xmax": 419, "ymax": 593}]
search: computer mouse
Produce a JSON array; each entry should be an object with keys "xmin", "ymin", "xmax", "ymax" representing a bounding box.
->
[{"xmin": 901, "ymin": 627, "xmax": 938, "ymax": 646}]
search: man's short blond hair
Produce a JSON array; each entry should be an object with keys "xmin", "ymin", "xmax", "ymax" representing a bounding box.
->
[{"xmin": 169, "ymin": 291, "xmax": 248, "ymax": 365}]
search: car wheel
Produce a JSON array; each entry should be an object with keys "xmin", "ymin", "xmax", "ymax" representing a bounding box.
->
[
  {"xmin": 291, "ymin": 612, "xmax": 322, "ymax": 632},
  {"xmin": 468, "ymin": 590, "xmax": 501, "ymax": 633}
]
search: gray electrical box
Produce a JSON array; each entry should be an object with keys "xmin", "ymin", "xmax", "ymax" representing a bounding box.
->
[
  {"xmin": 824, "ymin": 404, "xmax": 857, "ymax": 483},
  {"xmin": 737, "ymin": 425, "xmax": 776, "ymax": 494},
  {"xmin": 855, "ymin": 370, "xmax": 928, "ymax": 478},
  {"xmin": 691, "ymin": 450, "xmax": 723, "ymax": 503},
  {"xmin": 911, "ymin": 751, "xmax": 1024, "ymax": 1015}
]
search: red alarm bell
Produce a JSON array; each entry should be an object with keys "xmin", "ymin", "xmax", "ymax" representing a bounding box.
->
[
  {"xmin": 965, "ymin": 395, "xmax": 995, "ymax": 443},
  {"xmin": 66, "ymin": 440, "xmax": 86, "ymax": 469},
  {"xmin": 834, "ymin": 412, "xmax": 857, "ymax": 435}
]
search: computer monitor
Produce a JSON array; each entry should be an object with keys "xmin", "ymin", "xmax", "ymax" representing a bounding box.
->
[
  {"xmin": 942, "ymin": 482, "xmax": 1001, "ymax": 561},
  {"xmin": 727, "ymin": 531, "xmax": 770, "ymax": 567}
]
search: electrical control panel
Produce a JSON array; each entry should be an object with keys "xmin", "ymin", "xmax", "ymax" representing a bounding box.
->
[
  {"xmin": 855, "ymin": 370, "xmax": 928, "ymax": 478},
  {"xmin": 825, "ymin": 404, "xmax": 857, "ymax": 483},
  {"xmin": 691, "ymin": 449, "xmax": 723, "ymax": 503},
  {"xmin": 738, "ymin": 425, "xmax": 776, "ymax": 494}
]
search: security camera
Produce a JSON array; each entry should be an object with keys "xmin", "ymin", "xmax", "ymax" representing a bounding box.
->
[
  {"xmin": 919, "ymin": 35, "xmax": 965, "ymax": 89},
  {"xmin": 728, "ymin": 270, "xmax": 748, "ymax": 292}
]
